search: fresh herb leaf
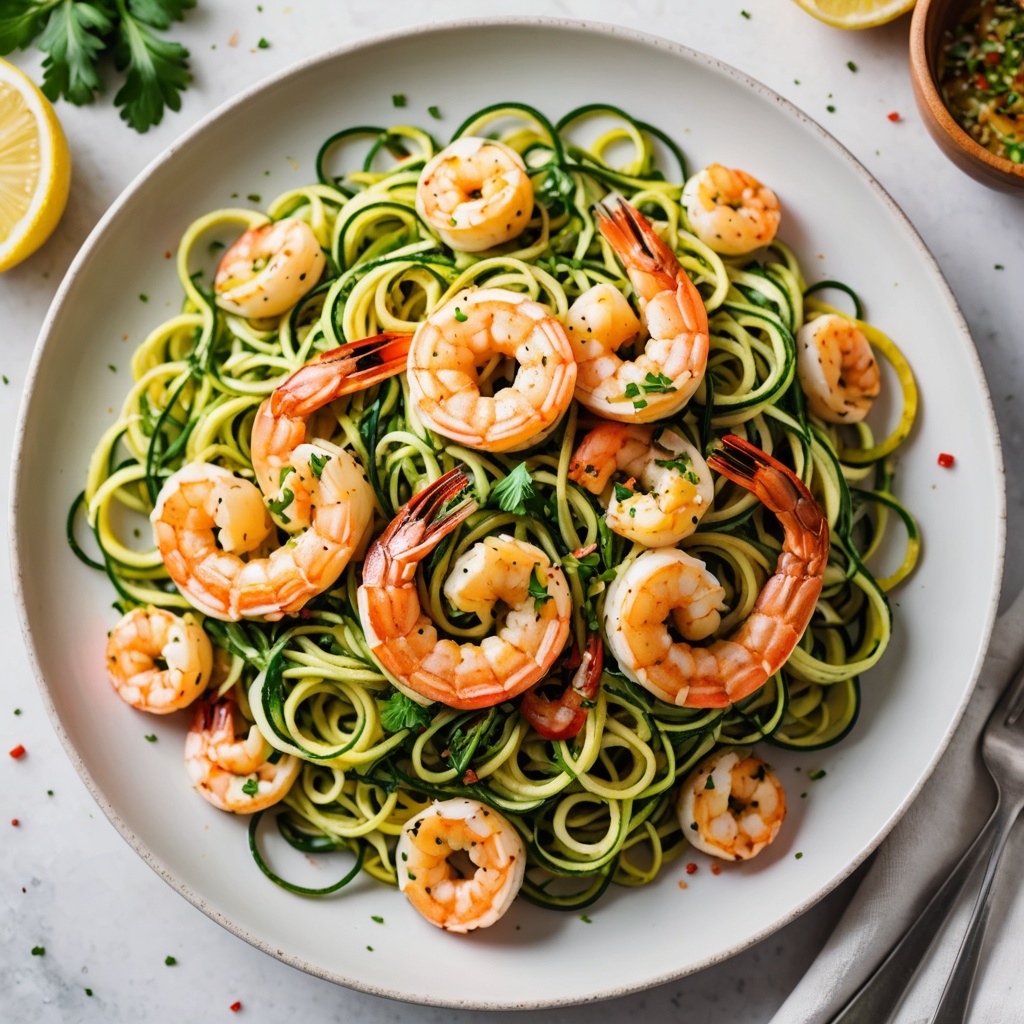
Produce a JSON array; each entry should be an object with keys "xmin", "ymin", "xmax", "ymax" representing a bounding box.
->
[
  {"xmin": 528, "ymin": 566, "xmax": 551, "ymax": 611},
  {"xmin": 1, "ymin": 0, "xmax": 195, "ymax": 132},
  {"xmin": 380, "ymin": 691, "xmax": 432, "ymax": 733},
  {"xmin": 241, "ymin": 777, "xmax": 259, "ymax": 796},
  {"xmin": 266, "ymin": 488, "xmax": 294, "ymax": 522},
  {"xmin": 653, "ymin": 455, "xmax": 700, "ymax": 485},
  {"xmin": 308, "ymin": 451, "xmax": 330, "ymax": 479},
  {"xmin": 613, "ymin": 482, "xmax": 634, "ymax": 503},
  {"xmin": 0, "ymin": 1, "xmax": 59, "ymax": 54},
  {"xmin": 37, "ymin": 0, "xmax": 112, "ymax": 106},
  {"xmin": 444, "ymin": 708, "xmax": 497, "ymax": 775},
  {"xmin": 113, "ymin": 5, "xmax": 193, "ymax": 132},
  {"xmin": 490, "ymin": 462, "xmax": 534, "ymax": 516}
]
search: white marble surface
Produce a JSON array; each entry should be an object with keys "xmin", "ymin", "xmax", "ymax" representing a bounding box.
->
[{"xmin": 1, "ymin": 1, "xmax": 1021, "ymax": 1021}]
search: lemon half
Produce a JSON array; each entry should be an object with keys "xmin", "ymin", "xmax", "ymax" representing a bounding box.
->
[
  {"xmin": 0, "ymin": 58, "xmax": 71, "ymax": 272},
  {"xmin": 791, "ymin": 0, "xmax": 916, "ymax": 29}
]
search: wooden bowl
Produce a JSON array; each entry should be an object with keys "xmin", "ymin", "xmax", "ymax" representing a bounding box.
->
[{"xmin": 910, "ymin": 0, "xmax": 1024, "ymax": 193}]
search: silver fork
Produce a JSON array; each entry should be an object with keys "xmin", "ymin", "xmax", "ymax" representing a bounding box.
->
[{"xmin": 827, "ymin": 656, "xmax": 1024, "ymax": 1024}]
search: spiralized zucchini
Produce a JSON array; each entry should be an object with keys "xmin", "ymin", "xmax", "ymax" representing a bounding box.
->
[{"xmin": 72, "ymin": 102, "xmax": 919, "ymax": 911}]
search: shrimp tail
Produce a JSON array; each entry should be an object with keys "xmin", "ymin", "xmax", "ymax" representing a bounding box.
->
[
  {"xmin": 270, "ymin": 331, "xmax": 413, "ymax": 417},
  {"xmin": 594, "ymin": 193, "xmax": 679, "ymax": 286},
  {"xmin": 363, "ymin": 467, "xmax": 479, "ymax": 587},
  {"xmin": 708, "ymin": 434, "xmax": 829, "ymax": 573}
]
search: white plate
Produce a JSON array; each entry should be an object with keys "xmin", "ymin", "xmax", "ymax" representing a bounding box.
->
[{"xmin": 12, "ymin": 18, "xmax": 1004, "ymax": 1010}]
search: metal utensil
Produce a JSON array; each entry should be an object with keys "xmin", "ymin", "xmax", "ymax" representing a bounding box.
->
[{"xmin": 827, "ymin": 657, "xmax": 1024, "ymax": 1024}]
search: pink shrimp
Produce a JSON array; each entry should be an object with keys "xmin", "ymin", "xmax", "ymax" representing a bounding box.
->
[{"xmin": 603, "ymin": 435, "xmax": 829, "ymax": 708}]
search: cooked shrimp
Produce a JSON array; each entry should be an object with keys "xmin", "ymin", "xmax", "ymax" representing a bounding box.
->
[
  {"xmin": 185, "ymin": 698, "xmax": 300, "ymax": 813},
  {"xmin": 568, "ymin": 422, "xmax": 714, "ymax": 547},
  {"xmin": 251, "ymin": 331, "xmax": 412, "ymax": 518},
  {"xmin": 396, "ymin": 798, "xmax": 526, "ymax": 932},
  {"xmin": 568, "ymin": 196, "xmax": 709, "ymax": 423},
  {"xmin": 519, "ymin": 632, "xmax": 603, "ymax": 741},
  {"xmin": 152, "ymin": 445, "xmax": 373, "ymax": 622},
  {"xmin": 677, "ymin": 748, "xmax": 786, "ymax": 861},
  {"xmin": 796, "ymin": 313, "xmax": 880, "ymax": 424},
  {"xmin": 681, "ymin": 164, "xmax": 781, "ymax": 256},
  {"xmin": 214, "ymin": 218, "xmax": 326, "ymax": 319},
  {"xmin": 357, "ymin": 469, "xmax": 572, "ymax": 710},
  {"xmin": 604, "ymin": 435, "xmax": 828, "ymax": 708},
  {"xmin": 407, "ymin": 287, "xmax": 577, "ymax": 453},
  {"xmin": 416, "ymin": 137, "xmax": 534, "ymax": 252},
  {"xmin": 105, "ymin": 606, "xmax": 213, "ymax": 714}
]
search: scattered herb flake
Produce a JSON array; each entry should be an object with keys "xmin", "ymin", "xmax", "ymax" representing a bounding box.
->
[
  {"xmin": 85, "ymin": 988, "xmax": 93, "ymax": 997},
  {"xmin": 145, "ymin": 733, "xmax": 158, "ymax": 743},
  {"xmin": 139, "ymin": 294, "xmax": 148, "ymax": 303},
  {"xmin": 808, "ymin": 769, "xmax": 827, "ymax": 781},
  {"xmin": 247, "ymin": 193, "xmax": 261, "ymax": 203},
  {"xmin": 31, "ymin": 946, "xmax": 45, "ymax": 956},
  {"xmin": 580, "ymin": 913, "xmax": 593, "ymax": 923},
  {"xmin": 2, "ymin": 376, "xmax": 8, "ymax": 384},
  {"xmin": 827, "ymin": 104, "xmax": 836, "ymax": 113},
  {"xmin": 847, "ymin": 60, "xmax": 858, "ymax": 72},
  {"xmin": 108, "ymin": 364, "xmax": 117, "ymax": 372},
  {"xmin": 242, "ymin": 777, "xmax": 260, "ymax": 796},
  {"xmin": 165, "ymin": 955, "xmax": 177, "ymax": 966},
  {"xmin": 795, "ymin": 852, "xmax": 804, "ymax": 859},
  {"xmin": 14, "ymin": 708, "xmax": 21, "ymax": 715},
  {"xmin": 257, "ymin": 37, "xmax": 269, "ymax": 48},
  {"xmin": 428, "ymin": 104, "xmax": 441, "ymax": 119},
  {"xmin": 995, "ymin": 264, "xmax": 1005, "ymax": 270},
  {"xmin": 453, "ymin": 305, "xmax": 468, "ymax": 321},
  {"xmin": 392, "ymin": 93, "xmax": 406, "ymax": 107},
  {"xmin": 371, "ymin": 915, "xmax": 384, "ymax": 923},
  {"xmin": 704, "ymin": 775, "xmax": 715, "ymax": 789},
  {"xmin": 740, "ymin": 9, "xmax": 751, "ymax": 17}
]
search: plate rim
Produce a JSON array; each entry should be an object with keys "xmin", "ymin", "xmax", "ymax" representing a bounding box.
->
[{"xmin": 9, "ymin": 14, "xmax": 1007, "ymax": 1009}]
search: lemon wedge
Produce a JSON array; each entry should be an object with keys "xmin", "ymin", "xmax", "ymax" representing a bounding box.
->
[
  {"xmin": 0, "ymin": 58, "xmax": 71, "ymax": 272},
  {"xmin": 790, "ymin": 0, "xmax": 916, "ymax": 29}
]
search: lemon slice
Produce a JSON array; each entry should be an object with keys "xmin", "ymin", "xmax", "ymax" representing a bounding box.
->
[
  {"xmin": 0, "ymin": 58, "xmax": 71, "ymax": 272},
  {"xmin": 790, "ymin": 0, "xmax": 916, "ymax": 29}
]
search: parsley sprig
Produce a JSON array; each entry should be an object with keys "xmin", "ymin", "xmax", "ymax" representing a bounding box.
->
[{"xmin": 0, "ymin": 0, "xmax": 196, "ymax": 132}]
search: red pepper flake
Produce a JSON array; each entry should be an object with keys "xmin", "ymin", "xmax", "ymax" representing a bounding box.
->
[
  {"xmin": 710, "ymin": 863, "xmax": 722, "ymax": 875},
  {"xmin": 677, "ymin": 880, "xmax": 688, "ymax": 889},
  {"xmin": 887, "ymin": 111, "xmax": 901, "ymax": 122},
  {"xmin": 230, "ymin": 1001, "xmax": 242, "ymax": 1012},
  {"xmin": 938, "ymin": 452, "xmax": 955, "ymax": 468},
  {"xmin": 461, "ymin": 768, "xmax": 478, "ymax": 785},
  {"xmin": 685, "ymin": 862, "xmax": 698, "ymax": 874},
  {"xmin": 11, "ymin": 818, "xmax": 19, "ymax": 827},
  {"xmin": 9, "ymin": 744, "xmax": 26, "ymax": 759}
]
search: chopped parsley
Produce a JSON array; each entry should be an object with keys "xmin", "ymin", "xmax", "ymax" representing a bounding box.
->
[
  {"xmin": 241, "ymin": 778, "xmax": 260, "ymax": 796},
  {"xmin": 309, "ymin": 451, "xmax": 330, "ymax": 479},
  {"xmin": 528, "ymin": 566, "xmax": 551, "ymax": 611},
  {"xmin": 392, "ymin": 93, "xmax": 406, "ymax": 107},
  {"xmin": 164, "ymin": 955, "xmax": 177, "ymax": 966}
]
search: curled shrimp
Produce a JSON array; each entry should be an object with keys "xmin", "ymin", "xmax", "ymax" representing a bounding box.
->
[
  {"xmin": 677, "ymin": 748, "xmax": 786, "ymax": 861},
  {"xmin": 357, "ymin": 469, "xmax": 572, "ymax": 710},
  {"xmin": 251, "ymin": 331, "xmax": 412, "ymax": 520},
  {"xmin": 796, "ymin": 313, "xmax": 880, "ymax": 424},
  {"xmin": 416, "ymin": 137, "xmax": 534, "ymax": 252},
  {"xmin": 407, "ymin": 287, "xmax": 577, "ymax": 453},
  {"xmin": 681, "ymin": 164, "xmax": 781, "ymax": 256},
  {"xmin": 105, "ymin": 606, "xmax": 213, "ymax": 714},
  {"xmin": 604, "ymin": 434, "xmax": 828, "ymax": 708},
  {"xmin": 152, "ymin": 445, "xmax": 373, "ymax": 622},
  {"xmin": 214, "ymin": 218, "xmax": 326, "ymax": 319},
  {"xmin": 185, "ymin": 698, "xmax": 300, "ymax": 813},
  {"xmin": 567, "ymin": 196, "xmax": 709, "ymax": 423},
  {"xmin": 568, "ymin": 421, "xmax": 714, "ymax": 547},
  {"xmin": 519, "ymin": 632, "xmax": 603, "ymax": 741},
  {"xmin": 396, "ymin": 797, "xmax": 526, "ymax": 932}
]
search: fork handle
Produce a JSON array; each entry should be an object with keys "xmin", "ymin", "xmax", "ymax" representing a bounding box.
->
[
  {"xmin": 826, "ymin": 805, "xmax": 1000, "ymax": 1024},
  {"xmin": 928, "ymin": 797, "xmax": 1022, "ymax": 1023}
]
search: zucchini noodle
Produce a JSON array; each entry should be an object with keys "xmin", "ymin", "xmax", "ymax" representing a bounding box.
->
[{"xmin": 74, "ymin": 102, "xmax": 919, "ymax": 912}]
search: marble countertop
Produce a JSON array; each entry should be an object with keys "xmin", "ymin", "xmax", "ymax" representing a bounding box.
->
[{"xmin": 2, "ymin": 1, "xmax": 1021, "ymax": 1021}]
